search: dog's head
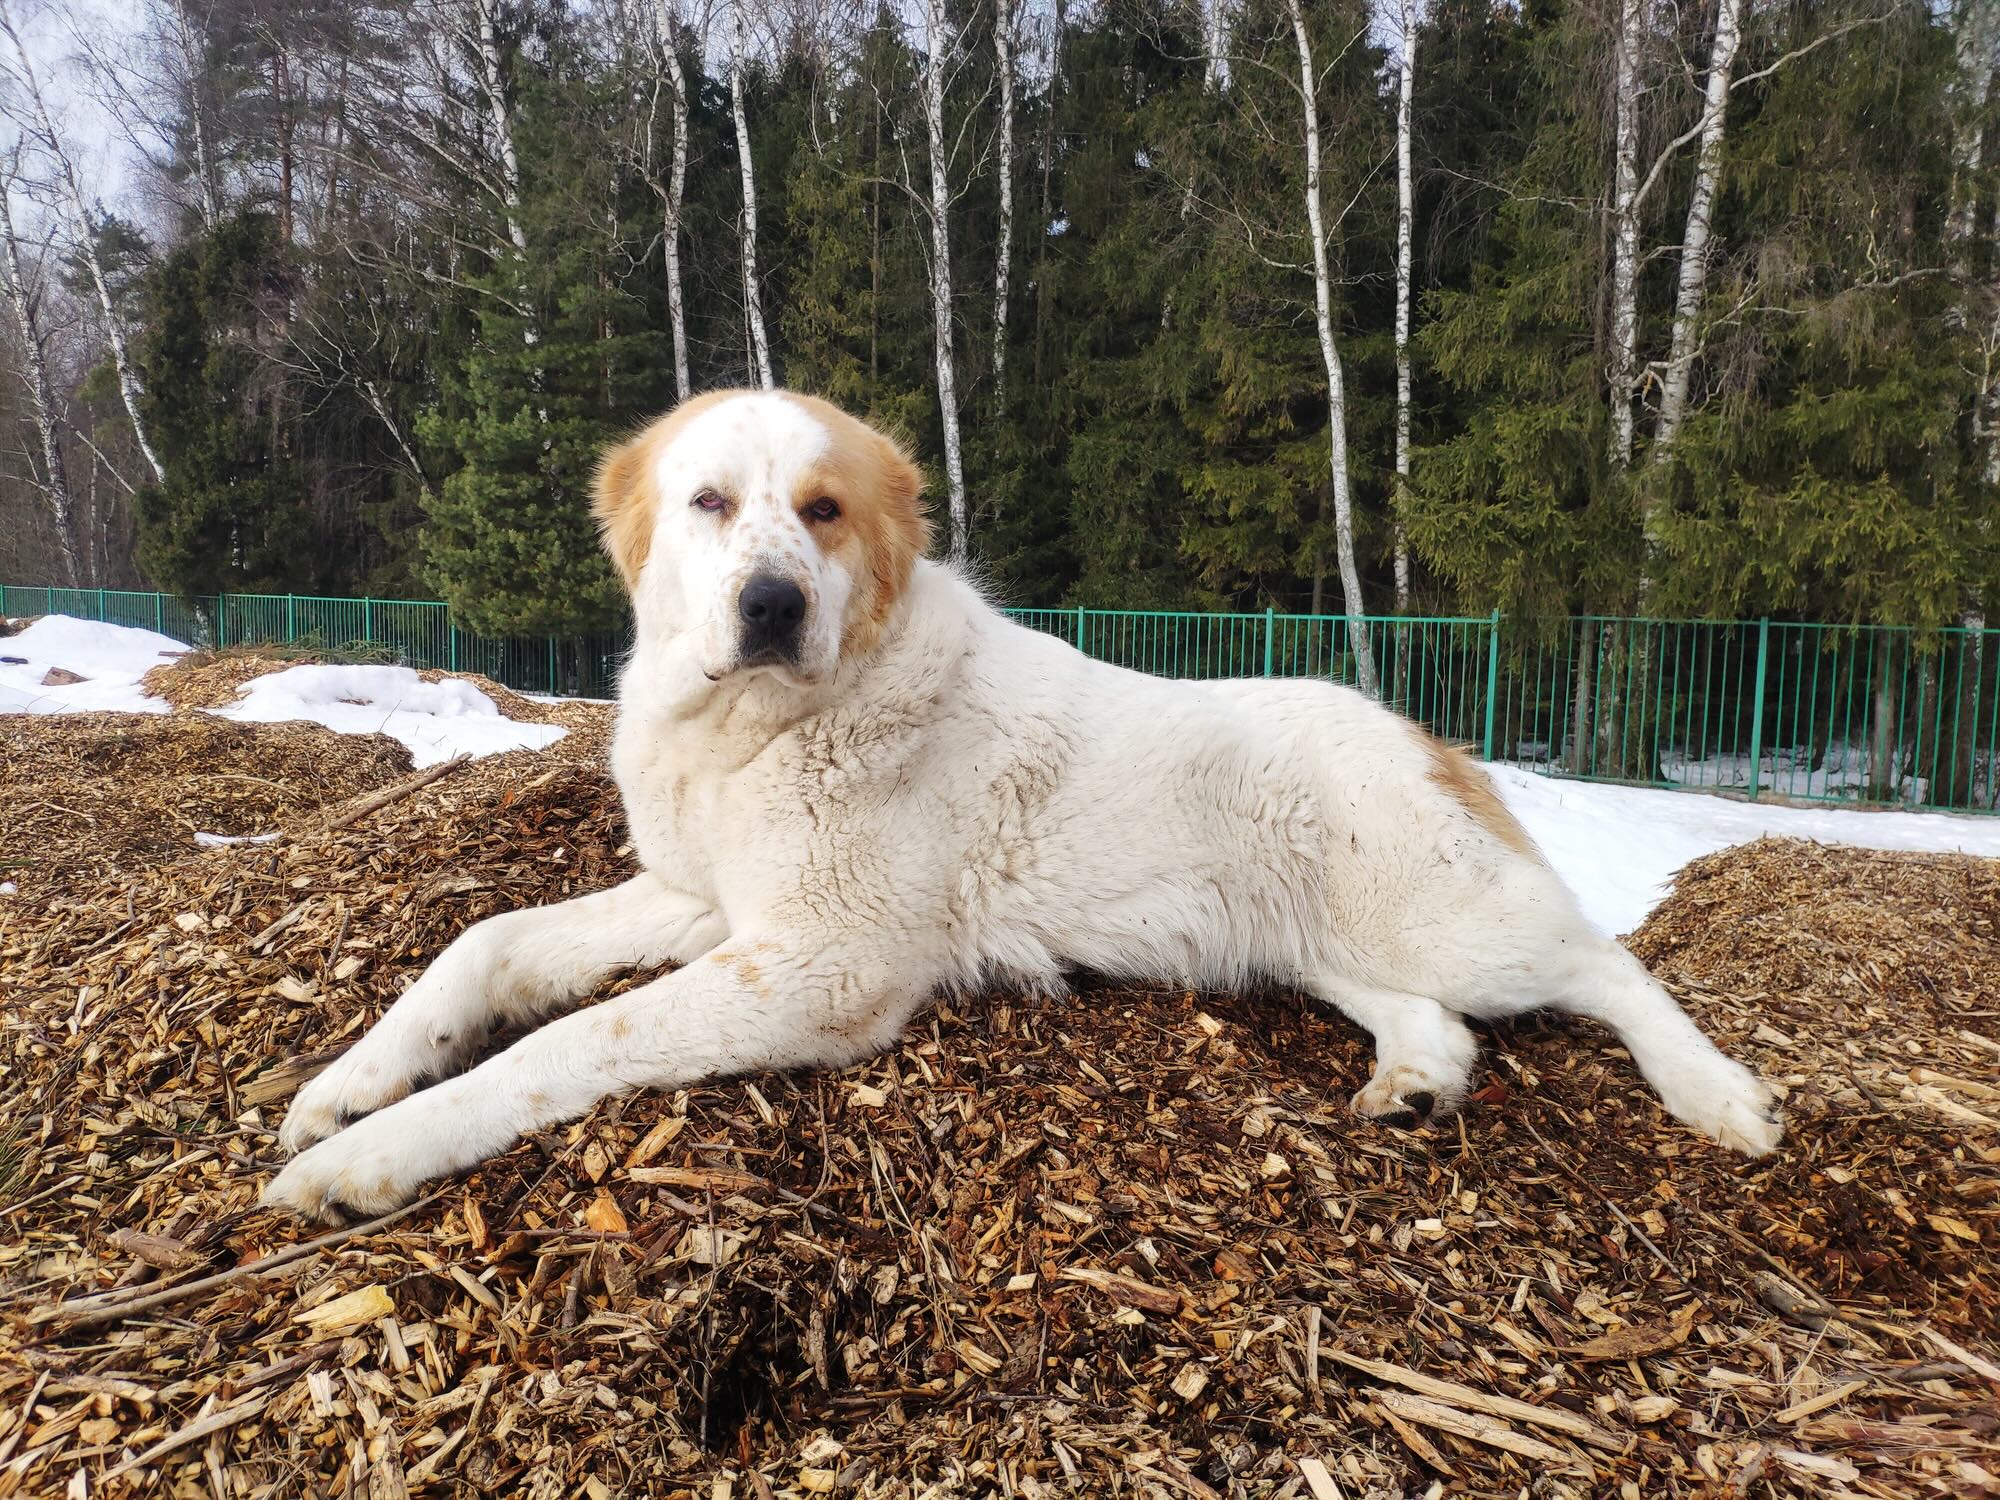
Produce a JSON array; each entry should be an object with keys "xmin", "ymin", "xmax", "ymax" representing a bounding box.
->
[{"xmin": 594, "ymin": 390, "xmax": 930, "ymax": 686}]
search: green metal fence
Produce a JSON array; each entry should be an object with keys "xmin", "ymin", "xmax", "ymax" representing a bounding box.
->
[{"xmin": 5, "ymin": 584, "xmax": 1995, "ymax": 813}]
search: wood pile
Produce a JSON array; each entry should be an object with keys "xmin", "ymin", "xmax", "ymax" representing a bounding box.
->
[{"xmin": 1, "ymin": 707, "xmax": 1995, "ymax": 1498}]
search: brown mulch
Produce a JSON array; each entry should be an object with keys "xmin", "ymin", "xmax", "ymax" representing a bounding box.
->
[
  {"xmin": 0, "ymin": 713, "xmax": 1996, "ymax": 1498},
  {"xmin": 0, "ymin": 714, "xmax": 412, "ymax": 884}
]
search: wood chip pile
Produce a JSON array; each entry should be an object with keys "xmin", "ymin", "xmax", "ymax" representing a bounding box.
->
[{"xmin": 1, "ymin": 703, "xmax": 1996, "ymax": 1499}]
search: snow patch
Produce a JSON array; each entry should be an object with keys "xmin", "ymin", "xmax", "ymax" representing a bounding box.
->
[
  {"xmin": 1492, "ymin": 764, "xmax": 2000, "ymax": 938},
  {"xmin": 0, "ymin": 615, "xmax": 183, "ymax": 715},
  {"xmin": 211, "ymin": 663, "xmax": 566, "ymax": 767}
]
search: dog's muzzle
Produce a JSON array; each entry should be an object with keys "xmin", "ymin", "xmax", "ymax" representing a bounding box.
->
[{"xmin": 737, "ymin": 572, "xmax": 807, "ymax": 664}]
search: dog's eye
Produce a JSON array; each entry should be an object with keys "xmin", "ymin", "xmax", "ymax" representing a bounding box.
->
[
  {"xmin": 692, "ymin": 490, "xmax": 728, "ymax": 513},
  {"xmin": 804, "ymin": 496, "xmax": 841, "ymax": 523}
]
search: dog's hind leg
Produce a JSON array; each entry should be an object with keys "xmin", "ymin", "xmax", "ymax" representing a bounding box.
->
[
  {"xmin": 1544, "ymin": 939, "xmax": 1783, "ymax": 1156},
  {"xmin": 278, "ymin": 874, "xmax": 725, "ymax": 1153},
  {"xmin": 1308, "ymin": 977, "xmax": 1480, "ymax": 1129}
]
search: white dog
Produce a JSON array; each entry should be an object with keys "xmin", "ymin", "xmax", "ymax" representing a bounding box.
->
[{"xmin": 264, "ymin": 390, "xmax": 1782, "ymax": 1220}]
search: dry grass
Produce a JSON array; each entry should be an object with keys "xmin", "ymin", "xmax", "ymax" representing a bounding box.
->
[{"xmin": 0, "ymin": 709, "xmax": 1995, "ymax": 1498}]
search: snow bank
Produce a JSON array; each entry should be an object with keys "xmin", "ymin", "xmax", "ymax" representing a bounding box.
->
[
  {"xmin": 0, "ymin": 615, "xmax": 184, "ymax": 715},
  {"xmin": 2, "ymin": 615, "xmax": 566, "ymax": 766},
  {"xmin": 1492, "ymin": 764, "xmax": 2000, "ymax": 938},
  {"xmin": 212, "ymin": 663, "xmax": 566, "ymax": 767}
]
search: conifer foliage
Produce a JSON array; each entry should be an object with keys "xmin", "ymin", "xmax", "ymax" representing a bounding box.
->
[{"xmin": 0, "ymin": 0, "xmax": 1991, "ymax": 636}]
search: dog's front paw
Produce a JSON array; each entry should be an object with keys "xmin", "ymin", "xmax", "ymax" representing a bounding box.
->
[
  {"xmin": 277, "ymin": 1044, "xmax": 417, "ymax": 1155},
  {"xmin": 1660, "ymin": 1055, "xmax": 1785, "ymax": 1158}
]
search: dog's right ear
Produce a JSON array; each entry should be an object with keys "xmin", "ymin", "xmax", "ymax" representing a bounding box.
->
[{"xmin": 593, "ymin": 429, "xmax": 659, "ymax": 594}]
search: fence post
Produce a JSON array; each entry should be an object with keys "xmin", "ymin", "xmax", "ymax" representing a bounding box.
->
[
  {"xmin": 219, "ymin": 593, "xmax": 230, "ymax": 647},
  {"xmin": 96, "ymin": 588, "xmax": 106, "ymax": 621},
  {"xmin": 1747, "ymin": 618, "xmax": 1770, "ymax": 802},
  {"xmin": 449, "ymin": 616, "xmax": 458, "ymax": 673},
  {"xmin": 1075, "ymin": 605, "xmax": 1086, "ymax": 652},
  {"xmin": 548, "ymin": 637, "xmax": 558, "ymax": 692},
  {"xmin": 1482, "ymin": 609, "xmax": 1501, "ymax": 762},
  {"xmin": 363, "ymin": 597, "xmax": 374, "ymax": 644},
  {"xmin": 154, "ymin": 593, "xmax": 164, "ymax": 635},
  {"xmin": 1264, "ymin": 608, "xmax": 1275, "ymax": 677},
  {"xmin": 286, "ymin": 594, "xmax": 296, "ymax": 643}
]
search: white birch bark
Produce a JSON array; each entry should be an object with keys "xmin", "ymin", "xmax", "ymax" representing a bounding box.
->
[
  {"xmin": 731, "ymin": 0, "xmax": 774, "ymax": 388},
  {"xmin": 167, "ymin": 0, "xmax": 220, "ymax": 231},
  {"xmin": 1286, "ymin": 0, "xmax": 1377, "ymax": 695},
  {"xmin": 473, "ymin": 0, "xmax": 528, "ymax": 255},
  {"xmin": 1392, "ymin": 0, "xmax": 1417, "ymax": 611},
  {"xmin": 1607, "ymin": 0, "xmax": 1642, "ymax": 470},
  {"xmin": 1949, "ymin": 0, "xmax": 1998, "ymax": 244},
  {"xmin": 652, "ymin": 0, "xmax": 692, "ymax": 400},
  {"xmin": 0, "ymin": 1, "xmax": 167, "ymax": 487},
  {"xmin": 921, "ymin": 0, "xmax": 968, "ymax": 560},
  {"xmin": 0, "ymin": 173, "xmax": 78, "ymax": 584},
  {"xmin": 1651, "ymin": 0, "xmax": 1742, "ymax": 459},
  {"xmin": 992, "ymin": 0, "xmax": 1016, "ymax": 407},
  {"xmin": 1203, "ymin": 0, "xmax": 1228, "ymax": 90}
]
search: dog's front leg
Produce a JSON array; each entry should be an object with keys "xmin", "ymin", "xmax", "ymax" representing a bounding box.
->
[
  {"xmin": 261, "ymin": 937, "xmax": 930, "ymax": 1222},
  {"xmin": 277, "ymin": 874, "xmax": 727, "ymax": 1154}
]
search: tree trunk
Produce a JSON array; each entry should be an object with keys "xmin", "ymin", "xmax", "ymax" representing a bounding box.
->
[
  {"xmin": 1867, "ymin": 643, "xmax": 1898, "ymax": 802},
  {"xmin": 1203, "ymin": 0, "xmax": 1227, "ymax": 90},
  {"xmin": 1949, "ymin": 0, "xmax": 1998, "ymax": 244},
  {"xmin": 653, "ymin": 0, "xmax": 692, "ymax": 400},
  {"xmin": 992, "ymin": 0, "xmax": 1016, "ymax": 411},
  {"xmin": 169, "ymin": 0, "xmax": 220, "ymax": 230},
  {"xmin": 731, "ymin": 0, "xmax": 774, "ymax": 388},
  {"xmin": 0, "ymin": 1, "xmax": 166, "ymax": 487},
  {"xmin": 1285, "ymin": 0, "xmax": 1376, "ymax": 695},
  {"xmin": 473, "ymin": 0, "xmax": 529, "ymax": 255},
  {"xmin": 1392, "ymin": 0, "xmax": 1417, "ymax": 613},
  {"xmin": 1568, "ymin": 620, "xmax": 1596, "ymax": 775},
  {"xmin": 1651, "ymin": 0, "xmax": 1743, "ymax": 461},
  {"xmin": 1607, "ymin": 0, "xmax": 1642, "ymax": 470},
  {"xmin": 0, "ymin": 173, "xmax": 79, "ymax": 584},
  {"xmin": 920, "ymin": 0, "xmax": 969, "ymax": 561}
]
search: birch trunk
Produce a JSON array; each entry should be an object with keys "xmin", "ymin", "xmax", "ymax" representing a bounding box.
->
[
  {"xmin": 732, "ymin": 0, "xmax": 774, "ymax": 388},
  {"xmin": 0, "ymin": 175, "xmax": 79, "ymax": 584},
  {"xmin": 1651, "ymin": 0, "xmax": 1743, "ymax": 460},
  {"xmin": 991, "ymin": 0, "xmax": 1016, "ymax": 409},
  {"xmin": 921, "ymin": 0, "xmax": 969, "ymax": 561},
  {"xmin": 0, "ymin": 1, "xmax": 166, "ymax": 487},
  {"xmin": 1392, "ymin": 0, "xmax": 1417, "ymax": 612},
  {"xmin": 473, "ymin": 0, "xmax": 528, "ymax": 255},
  {"xmin": 653, "ymin": 0, "xmax": 692, "ymax": 400},
  {"xmin": 1203, "ymin": 0, "xmax": 1227, "ymax": 90},
  {"xmin": 1607, "ymin": 0, "xmax": 1642, "ymax": 471},
  {"xmin": 1949, "ymin": 0, "xmax": 1998, "ymax": 244},
  {"xmin": 168, "ymin": 0, "xmax": 220, "ymax": 231},
  {"xmin": 1286, "ymin": 0, "xmax": 1376, "ymax": 695}
]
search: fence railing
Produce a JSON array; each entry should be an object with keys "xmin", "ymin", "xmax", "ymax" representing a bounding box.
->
[{"xmin": 6, "ymin": 584, "xmax": 1995, "ymax": 814}]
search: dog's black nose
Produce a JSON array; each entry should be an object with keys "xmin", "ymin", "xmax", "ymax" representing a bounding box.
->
[{"xmin": 738, "ymin": 573, "xmax": 807, "ymax": 655}]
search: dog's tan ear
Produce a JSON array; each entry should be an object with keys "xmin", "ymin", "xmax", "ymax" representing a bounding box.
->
[
  {"xmin": 593, "ymin": 430, "xmax": 658, "ymax": 593},
  {"xmin": 864, "ymin": 431, "xmax": 931, "ymax": 613}
]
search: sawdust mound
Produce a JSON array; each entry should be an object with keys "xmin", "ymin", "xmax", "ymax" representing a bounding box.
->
[
  {"xmin": 0, "ymin": 713, "xmax": 412, "ymax": 883},
  {"xmin": 2, "ymin": 742, "xmax": 1996, "ymax": 1498}
]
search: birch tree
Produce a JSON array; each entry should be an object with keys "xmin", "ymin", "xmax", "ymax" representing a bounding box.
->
[
  {"xmin": 919, "ymin": 0, "xmax": 968, "ymax": 560},
  {"xmin": 1391, "ymin": 0, "xmax": 1417, "ymax": 611},
  {"xmin": 472, "ymin": 0, "xmax": 528, "ymax": 255},
  {"xmin": 651, "ymin": 0, "xmax": 693, "ymax": 401},
  {"xmin": 991, "ymin": 0, "xmax": 1016, "ymax": 407},
  {"xmin": 0, "ymin": 0, "xmax": 166, "ymax": 487},
  {"xmin": 1650, "ymin": 0, "xmax": 1743, "ymax": 459},
  {"xmin": 0, "ymin": 164, "xmax": 77, "ymax": 583},
  {"xmin": 731, "ymin": 0, "xmax": 774, "ymax": 388},
  {"xmin": 1285, "ymin": 0, "xmax": 1376, "ymax": 695},
  {"xmin": 1606, "ymin": 0, "xmax": 1642, "ymax": 471}
]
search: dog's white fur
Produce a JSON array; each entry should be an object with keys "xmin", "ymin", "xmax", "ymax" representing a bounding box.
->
[{"xmin": 264, "ymin": 390, "xmax": 1782, "ymax": 1221}]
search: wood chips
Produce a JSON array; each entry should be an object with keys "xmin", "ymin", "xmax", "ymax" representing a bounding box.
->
[{"xmin": 1, "ymin": 703, "xmax": 1996, "ymax": 1498}]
